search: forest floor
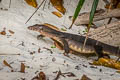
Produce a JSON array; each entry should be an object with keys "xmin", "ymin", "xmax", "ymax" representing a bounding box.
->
[{"xmin": 0, "ymin": 0, "xmax": 120, "ymax": 80}]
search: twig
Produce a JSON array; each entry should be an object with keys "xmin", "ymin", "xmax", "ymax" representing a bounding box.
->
[
  {"xmin": 25, "ymin": 0, "xmax": 45, "ymax": 24},
  {"xmin": 43, "ymin": 0, "xmax": 47, "ymax": 10},
  {"xmin": 54, "ymin": 70, "xmax": 62, "ymax": 80},
  {"xmin": 43, "ymin": 47, "xmax": 53, "ymax": 54},
  {"xmin": 9, "ymin": 0, "xmax": 11, "ymax": 8},
  {"xmin": 0, "ymin": 53, "xmax": 20, "ymax": 55},
  {"xmin": 82, "ymin": 27, "xmax": 90, "ymax": 51}
]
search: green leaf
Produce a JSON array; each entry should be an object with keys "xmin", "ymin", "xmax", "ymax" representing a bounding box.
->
[
  {"xmin": 69, "ymin": 0, "xmax": 85, "ymax": 29},
  {"xmin": 51, "ymin": 45, "xmax": 56, "ymax": 48},
  {"xmin": 88, "ymin": 0, "xmax": 99, "ymax": 29},
  {"xmin": 61, "ymin": 28, "xmax": 67, "ymax": 31}
]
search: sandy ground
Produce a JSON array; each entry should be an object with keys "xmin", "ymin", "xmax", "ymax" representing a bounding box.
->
[{"xmin": 0, "ymin": 0, "xmax": 120, "ymax": 80}]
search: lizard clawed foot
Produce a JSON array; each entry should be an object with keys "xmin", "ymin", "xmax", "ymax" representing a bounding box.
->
[
  {"xmin": 37, "ymin": 35, "xmax": 45, "ymax": 40},
  {"xmin": 63, "ymin": 52, "xmax": 70, "ymax": 57}
]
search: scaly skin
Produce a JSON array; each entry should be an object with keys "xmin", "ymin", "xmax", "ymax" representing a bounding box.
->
[{"xmin": 28, "ymin": 24, "xmax": 120, "ymax": 58}]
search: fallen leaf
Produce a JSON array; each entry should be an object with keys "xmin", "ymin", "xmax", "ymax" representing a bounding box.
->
[
  {"xmin": 51, "ymin": 45, "xmax": 56, "ymax": 48},
  {"xmin": 24, "ymin": 0, "xmax": 38, "ymax": 8},
  {"xmin": 32, "ymin": 71, "xmax": 46, "ymax": 80},
  {"xmin": 8, "ymin": 30, "xmax": 14, "ymax": 34},
  {"xmin": 39, "ymin": 72, "xmax": 46, "ymax": 80},
  {"xmin": 20, "ymin": 63, "xmax": 25, "ymax": 73},
  {"xmin": 52, "ymin": 11, "xmax": 62, "ymax": 18},
  {"xmin": 61, "ymin": 28, "xmax": 66, "ymax": 31},
  {"xmin": 0, "ymin": 31, "xmax": 6, "ymax": 35},
  {"xmin": 91, "ymin": 58, "xmax": 120, "ymax": 70},
  {"xmin": 81, "ymin": 74, "xmax": 91, "ymax": 80},
  {"xmin": 0, "ymin": 28, "xmax": 6, "ymax": 35},
  {"xmin": 3, "ymin": 60, "xmax": 12, "ymax": 69},
  {"xmin": 50, "ymin": 0, "xmax": 66, "ymax": 14}
]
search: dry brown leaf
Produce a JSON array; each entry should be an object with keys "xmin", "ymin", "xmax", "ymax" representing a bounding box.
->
[
  {"xmin": 20, "ymin": 63, "xmax": 25, "ymax": 73},
  {"xmin": 32, "ymin": 71, "xmax": 46, "ymax": 80},
  {"xmin": 81, "ymin": 74, "xmax": 91, "ymax": 80},
  {"xmin": 39, "ymin": 72, "xmax": 46, "ymax": 80},
  {"xmin": 24, "ymin": 0, "xmax": 38, "ymax": 8},
  {"xmin": 92, "ymin": 58, "xmax": 120, "ymax": 70},
  {"xmin": 50, "ymin": 0, "xmax": 66, "ymax": 14},
  {"xmin": 52, "ymin": 11, "xmax": 62, "ymax": 18},
  {"xmin": 0, "ymin": 31, "xmax": 6, "ymax": 35},
  {"xmin": 8, "ymin": 30, "xmax": 14, "ymax": 34},
  {"xmin": 0, "ymin": 28, "xmax": 6, "ymax": 35},
  {"xmin": 3, "ymin": 60, "xmax": 12, "ymax": 69}
]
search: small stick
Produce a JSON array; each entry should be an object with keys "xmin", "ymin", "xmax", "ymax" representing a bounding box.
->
[
  {"xmin": 81, "ymin": 28, "xmax": 90, "ymax": 51},
  {"xmin": 25, "ymin": 0, "xmax": 45, "ymax": 24},
  {"xmin": 43, "ymin": 47, "xmax": 53, "ymax": 54},
  {"xmin": 9, "ymin": 0, "xmax": 11, "ymax": 8},
  {"xmin": 54, "ymin": 69, "xmax": 62, "ymax": 80},
  {"xmin": 43, "ymin": 0, "xmax": 47, "ymax": 10},
  {"xmin": 0, "ymin": 53, "xmax": 20, "ymax": 55}
]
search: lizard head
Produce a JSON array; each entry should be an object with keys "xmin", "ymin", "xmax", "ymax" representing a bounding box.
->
[{"xmin": 28, "ymin": 24, "xmax": 43, "ymax": 32}]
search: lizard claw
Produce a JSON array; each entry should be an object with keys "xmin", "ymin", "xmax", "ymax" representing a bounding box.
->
[{"xmin": 37, "ymin": 35, "xmax": 44, "ymax": 40}]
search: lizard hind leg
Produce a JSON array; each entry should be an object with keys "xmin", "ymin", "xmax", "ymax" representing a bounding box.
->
[{"xmin": 94, "ymin": 45, "xmax": 110, "ymax": 59}]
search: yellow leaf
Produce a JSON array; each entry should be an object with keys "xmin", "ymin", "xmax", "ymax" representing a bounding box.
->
[
  {"xmin": 24, "ymin": 0, "xmax": 38, "ymax": 8},
  {"xmin": 92, "ymin": 58, "xmax": 120, "ymax": 70},
  {"xmin": 50, "ymin": 0, "xmax": 66, "ymax": 14},
  {"xmin": 52, "ymin": 11, "xmax": 62, "ymax": 18}
]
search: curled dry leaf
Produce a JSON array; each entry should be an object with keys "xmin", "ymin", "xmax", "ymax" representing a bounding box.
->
[
  {"xmin": 3, "ymin": 60, "xmax": 12, "ymax": 69},
  {"xmin": 52, "ymin": 11, "xmax": 62, "ymax": 18},
  {"xmin": 20, "ymin": 63, "xmax": 25, "ymax": 73},
  {"xmin": 24, "ymin": 0, "xmax": 38, "ymax": 8},
  {"xmin": 50, "ymin": 0, "xmax": 66, "ymax": 14},
  {"xmin": 8, "ymin": 30, "xmax": 14, "ymax": 34}
]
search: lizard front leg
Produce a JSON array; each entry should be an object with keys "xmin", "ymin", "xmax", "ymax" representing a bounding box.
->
[{"xmin": 59, "ymin": 37, "xmax": 70, "ymax": 55}]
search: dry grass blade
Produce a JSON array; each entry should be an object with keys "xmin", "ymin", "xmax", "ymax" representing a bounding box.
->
[
  {"xmin": 25, "ymin": 0, "xmax": 45, "ymax": 24},
  {"xmin": 3, "ymin": 60, "xmax": 12, "ymax": 69},
  {"xmin": 9, "ymin": 0, "xmax": 11, "ymax": 8},
  {"xmin": 0, "ymin": 53, "xmax": 20, "ymax": 55}
]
